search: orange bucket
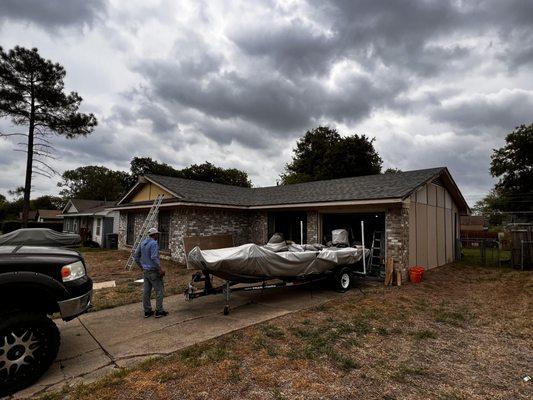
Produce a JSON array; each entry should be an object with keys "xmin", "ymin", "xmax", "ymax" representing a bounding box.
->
[{"xmin": 409, "ymin": 266, "xmax": 425, "ymax": 283}]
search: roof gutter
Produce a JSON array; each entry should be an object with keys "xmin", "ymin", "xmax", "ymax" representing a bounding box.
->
[{"xmin": 110, "ymin": 197, "xmax": 404, "ymax": 211}]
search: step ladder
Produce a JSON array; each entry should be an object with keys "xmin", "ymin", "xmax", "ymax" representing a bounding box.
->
[
  {"xmin": 368, "ymin": 231, "xmax": 384, "ymax": 277},
  {"xmin": 125, "ymin": 194, "xmax": 164, "ymax": 270}
]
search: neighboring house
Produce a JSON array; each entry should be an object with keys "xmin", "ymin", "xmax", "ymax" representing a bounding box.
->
[
  {"xmin": 114, "ymin": 167, "xmax": 470, "ymax": 277},
  {"xmin": 460, "ymin": 215, "xmax": 486, "ymax": 231},
  {"xmin": 36, "ymin": 209, "xmax": 62, "ymax": 223},
  {"xmin": 61, "ymin": 199, "xmax": 119, "ymax": 246},
  {"xmin": 18, "ymin": 210, "xmax": 38, "ymax": 221}
]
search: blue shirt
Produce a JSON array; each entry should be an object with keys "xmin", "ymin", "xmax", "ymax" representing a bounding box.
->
[{"xmin": 134, "ymin": 237, "xmax": 160, "ymax": 270}]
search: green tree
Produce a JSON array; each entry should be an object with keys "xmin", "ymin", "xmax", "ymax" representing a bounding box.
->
[
  {"xmin": 475, "ymin": 124, "xmax": 533, "ymax": 222},
  {"xmin": 128, "ymin": 157, "xmax": 252, "ymax": 188},
  {"xmin": 179, "ymin": 162, "xmax": 252, "ymax": 188},
  {"xmin": 281, "ymin": 126, "xmax": 382, "ymax": 184},
  {"xmin": 58, "ymin": 166, "xmax": 129, "ymax": 201},
  {"xmin": 472, "ymin": 189, "xmax": 506, "ymax": 226},
  {"xmin": 128, "ymin": 157, "xmax": 181, "ymax": 186},
  {"xmin": 31, "ymin": 195, "xmax": 64, "ymax": 210},
  {"xmin": 490, "ymin": 124, "xmax": 533, "ymax": 211},
  {"xmin": 0, "ymin": 46, "xmax": 97, "ymax": 226},
  {"xmin": 384, "ymin": 168, "xmax": 402, "ymax": 174},
  {"xmin": 0, "ymin": 194, "xmax": 6, "ymax": 222}
]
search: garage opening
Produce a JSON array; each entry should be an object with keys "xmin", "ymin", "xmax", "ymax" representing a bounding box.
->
[
  {"xmin": 267, "ymin": 211, "xmax": 307, "ymax": 243},
  {"xmin": 321, "ymin": 212, "xmax": 385, "ymax": 248}
]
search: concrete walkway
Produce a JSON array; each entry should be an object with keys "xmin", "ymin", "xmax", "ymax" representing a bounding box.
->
[{"xmin": 14, "ymin": 285, "xmax": 341, "ymax": 398}]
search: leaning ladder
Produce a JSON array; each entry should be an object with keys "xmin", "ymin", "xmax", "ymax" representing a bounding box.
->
[
  {"xmin": 125, "ymin": 194, "xmax": 164, "ymax": 270},
  {"xmin": 368, "ymin": 231, "xmax": 384, "ymax": 275}
]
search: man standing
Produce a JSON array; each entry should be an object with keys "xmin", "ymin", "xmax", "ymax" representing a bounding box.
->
[{"xmin": 134, "ymin": 227, "xmax": 168, "ymax": 318}]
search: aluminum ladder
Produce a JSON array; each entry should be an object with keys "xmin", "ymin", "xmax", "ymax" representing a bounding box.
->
[
  {"xmin": 368, "ymin": 231, "xmax": 384, "ymax": 276},
  {"xmin": 125, "ymin": 194, "xmax": 164, "ymax": 270}
]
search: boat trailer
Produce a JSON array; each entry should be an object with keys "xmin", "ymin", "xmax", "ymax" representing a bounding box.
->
[{"xmin": 184, "ymin": 267, "xmax": 360, "ymax": 315}]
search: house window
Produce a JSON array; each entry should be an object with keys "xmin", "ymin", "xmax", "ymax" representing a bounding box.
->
[
  {"xmin": 158, "ymin": 211, "xmax": 171, "ymax": 251},
  {"xmin": 73, "ymin": 218, "xmax": 78, "ymax": 233},
  {"xmin": 96, "ymin": 218, "xmax": 101, "ymax": 236},
  {"xmin": 126, "ymin": 214, "xmax": 135, "ymax": 245}
]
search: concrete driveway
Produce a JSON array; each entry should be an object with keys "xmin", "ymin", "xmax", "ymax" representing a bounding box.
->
[{"xmin": 13, "ymin": 284, "xmax": 342, "ymax": 399}]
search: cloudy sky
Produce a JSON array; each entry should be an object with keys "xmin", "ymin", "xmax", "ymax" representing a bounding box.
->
[{"xmin": 1, "ymin": 0, "xmax": 532, "ymax": 205}]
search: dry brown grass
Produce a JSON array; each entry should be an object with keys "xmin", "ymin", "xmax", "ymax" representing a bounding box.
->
[
  {"xmin": 46, "ymin": 262, "xmax": 532, "ymax": 400},
  {"xmin": 82, "ymin": 250, "xmax": 191, "ymax": 311}
]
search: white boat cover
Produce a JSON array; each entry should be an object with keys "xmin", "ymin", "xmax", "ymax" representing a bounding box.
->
[
  {"xmin": 0, "ymin": 228, "xmax": 81, "ymax": 247},
  {"xmin": 187, "ymin": 243, "xmax": 367, "ymax": 280}
]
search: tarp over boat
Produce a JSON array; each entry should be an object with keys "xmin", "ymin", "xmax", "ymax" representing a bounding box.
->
[
  {"xmin": 187, "ymin": 243, "xmax": 368, "ymax": 281},
  {"xmin": 0, "ymin": 228, "xmax": 81, "ymax": 247}
]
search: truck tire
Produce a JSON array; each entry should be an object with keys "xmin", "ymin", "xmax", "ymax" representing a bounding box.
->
[
  {"xmin": 0, "ymin": 312, "xmax": 60, "ymax": 397},
  {"xmin": 333, "ymin": 267, "xmax": 351, "ymax": 293}
]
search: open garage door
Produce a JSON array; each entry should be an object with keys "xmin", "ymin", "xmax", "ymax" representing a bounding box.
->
[
  {"xmin": 322, "ymin": 212, "xmax": 386, "ymax": 277},
  {"xmin": 321, "ymin": 212, "xmax": 385, "ymax": 248},
  {"xmin": 267, "ymin": 211, "xmax": 307, "ymax": 244}
]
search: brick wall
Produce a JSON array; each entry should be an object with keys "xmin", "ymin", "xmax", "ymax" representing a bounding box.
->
[
  {"xmin": 385, "ymin": 205, "xmax": 410, "ymax": 278},
  {"xmin": 119, "ymin": 207, "xmax": 256, "ymax": 264},
  {"xmin": 250, "ymin": 211, "xmax": 268, "ymax": 244},
  {"xmin": 118, "ymin": 211, "xmax": 149, "ymax": 249},
  {"xmin": 306, "ymin": 211, "xmax": 319, "ymax": 243}
]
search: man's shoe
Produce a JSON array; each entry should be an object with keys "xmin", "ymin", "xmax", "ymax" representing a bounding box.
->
[
  {"xmin": 155, "ymin": 310, "xmax": 168, "ymax": 318},
  {"xmin": 144, "ymin": 310, "xmax": 154, "ymax": 318}
]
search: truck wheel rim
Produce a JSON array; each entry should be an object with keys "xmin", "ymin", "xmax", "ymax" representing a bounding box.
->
[
  {"xmin": 341, "ymin": 273, "xmax": 350, "ymax": 289},
  {"xmin": 0, "ymin": 329, "xmax": 41, "ymax": 377}
]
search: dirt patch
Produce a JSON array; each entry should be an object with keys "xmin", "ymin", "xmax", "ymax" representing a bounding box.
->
[
  {"xmin": 82, "ymin": 250, "xmax": 191, "ymax": 311},
  {"xmin": 47, "ymin": 263, "xmax": 532, "ymax": 399}
]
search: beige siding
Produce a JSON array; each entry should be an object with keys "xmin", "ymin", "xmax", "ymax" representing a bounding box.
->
[
  {"xmin": 416, "ymin": 185, "xmax": 427, "ymax": 204},
  {"xmin": 409, "ymin": 181, "xmax": 461, "ymax": 269},
  {"xmin": 409, "ymin": 201, "xmax": 417, "ymax": 266},
  {"xmin": 436, "ymin": 185, "xmax": 445, "ymax": 208},
  {"xmin": 437, "ymin": 207, "xmax": 446, "ymax": 266},
  {"xmin": 445, "ymin": 190, "xmax": 452, "ymax": 210},
  {"xmin": 427, "ymin": 205, "xmax": 437, "ymax": 268},
  {"xmin": 427, "ymin": 184, "xmax": 437, "ymax": 206},
  {"xmin": 416, "ymin": 203, "xmax": 428, "ymax": 267},
  {"xmin": 445, "ymin": 208, "xmax": 453, "ymax": 262},
  {"xmin": 131, "ymin": 183, "xmax": 173, "ymax": 203}
]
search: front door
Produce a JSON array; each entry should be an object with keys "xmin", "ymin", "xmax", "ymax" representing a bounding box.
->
[{"xmin": 93, "ymin": 217, "xmax": 103, "ymax": 246}]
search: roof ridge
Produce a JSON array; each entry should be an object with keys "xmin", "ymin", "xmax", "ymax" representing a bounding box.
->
[{"xmin": 147, "ymin": 167, "xmax": 445, "ymax": 191}]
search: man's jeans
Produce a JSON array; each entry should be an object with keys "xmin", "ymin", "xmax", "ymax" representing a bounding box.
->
[{"xmin": 143, "ymin": 269, "xmax": 164, "ymax": 313}]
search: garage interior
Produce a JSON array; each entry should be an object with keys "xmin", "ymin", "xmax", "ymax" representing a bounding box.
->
[
  {"xmin": 321, "ymin": 212, "xmax": 385, "ymax": 247},
  {"xmin": 267, "ymin": 211, "xmax": 307, "ymax": 243}
]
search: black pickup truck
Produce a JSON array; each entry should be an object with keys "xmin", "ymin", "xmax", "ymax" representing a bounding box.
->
[{"xmin": 0, "ymin": 245, "xmax": 93, "ymax": 396}]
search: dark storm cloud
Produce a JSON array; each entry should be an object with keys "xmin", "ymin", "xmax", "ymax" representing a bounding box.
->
[
  {"xmin": 229, "ymin": 18, "xmax": 338, "ymax": 78},
  {"xmin": 126, "ymin": 0, "xmax": 533, "ymax": 177},
  {"xmin": 137, "ymin": 56, "xmax": 405, "ymax": 141},
  {"xmin": 230, "ymin": 0, "xmax": 473, "ymax": 79},
  {"xmin": 430, "ymin": 90, "xmax": 533, "ymax": 131},
  {"xmin": 0, "ymin": 0, "xmax": 106, "ymax": 29}
]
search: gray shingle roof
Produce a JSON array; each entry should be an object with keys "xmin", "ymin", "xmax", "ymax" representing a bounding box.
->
[
  {"xmin": 144, "ymin": 167, "xmax": 445, "ymax": 207},
  {"xmin": 68, "ymin": 199, "xmax": 116, "ymax": 214}
]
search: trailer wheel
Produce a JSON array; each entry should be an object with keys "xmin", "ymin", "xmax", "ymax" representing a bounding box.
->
[
  {"xmin": 334, "ymin": 267, "xmax": 351, "ymax": 293},
  {"xmin": 223, "ymin": 305, "xmax": 230, "ymax": 315}
]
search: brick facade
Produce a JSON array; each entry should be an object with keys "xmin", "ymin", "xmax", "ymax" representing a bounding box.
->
[
  {"xmin": 250, "ymin": 211, "xmax": 268, "ymax": 244},
  {"xmin": 306, "ymin": 210, "xmax": 319, "ymax": 243},
  {"xmin": 119, "ymin": 207, "xmax": 266, "ymax": 264},
  {"xmin": 385, "ymin": 205, "xmax": 410, "ymax": 278},
  {"xmin": 120, "ymin": 205, "xmax": 412, "ymax": 275}
]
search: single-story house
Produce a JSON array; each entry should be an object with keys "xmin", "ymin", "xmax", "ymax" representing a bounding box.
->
[
  {"xmin": 35, "ymin": 209, "xmax": 62, "ymax": 223},
  {"xmin": 61, "ymin": 199, "xmax": 119, "ymax": 246},
  {"xmin": 114, "ymin": 167, "xmax": 470, "ymax": 277}
]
